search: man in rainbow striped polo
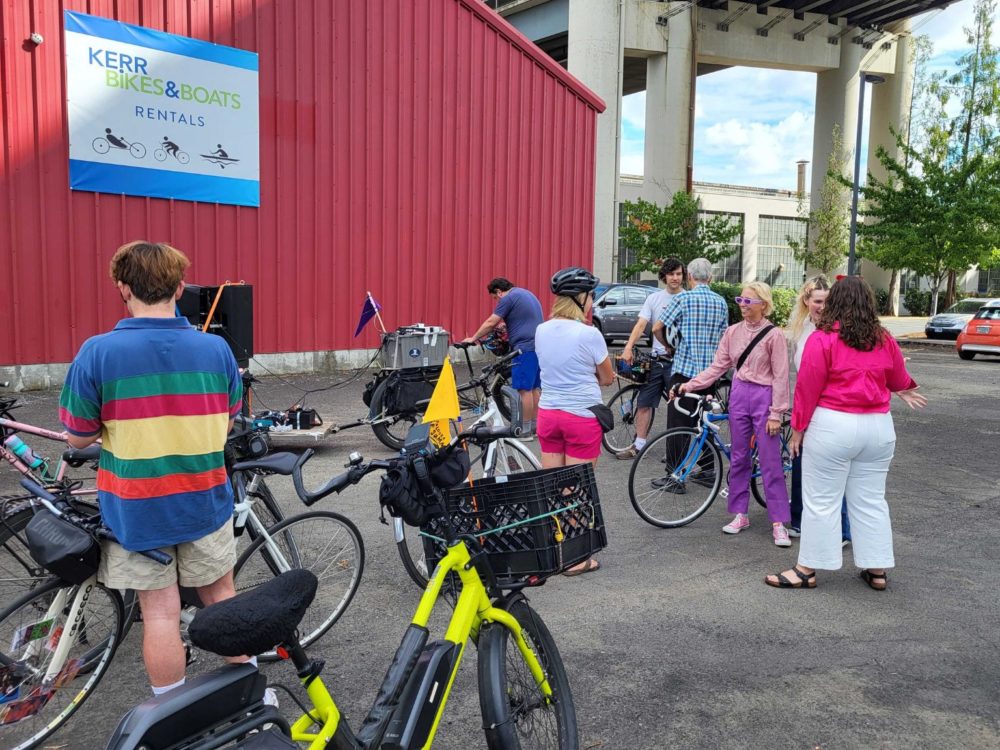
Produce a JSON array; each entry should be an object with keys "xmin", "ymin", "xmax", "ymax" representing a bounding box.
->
[{"xmin": 59, "ymin": 241, "xmax": 244, "ymax": 697}]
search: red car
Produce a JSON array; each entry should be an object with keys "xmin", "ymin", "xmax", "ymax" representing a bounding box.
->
[{"xmin": 956, "ymin": 300, "xmax": 1000, "ymax": 360}]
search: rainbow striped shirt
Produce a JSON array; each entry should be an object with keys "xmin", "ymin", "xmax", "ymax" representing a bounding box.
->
[{"xmin": 59, "ymin": 317, "xmax": 242, "ymax": 551}]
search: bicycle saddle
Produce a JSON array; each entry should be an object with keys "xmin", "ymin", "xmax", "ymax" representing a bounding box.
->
[
  {"xmin": 189, "ymin": 569, "xmax": 318, "ymax": 657},
  {"xmin": 230, "ymin": 451, "xmax": 302, "ymax": 475},
  {"xmin": 62, "ymin": 443, "xmax": 101, "ymax": 465}
]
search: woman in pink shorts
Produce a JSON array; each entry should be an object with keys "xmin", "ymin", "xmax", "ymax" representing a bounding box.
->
[{"xmin": 535, "ymin": 267, "xmax": 615, "ymax": 575}]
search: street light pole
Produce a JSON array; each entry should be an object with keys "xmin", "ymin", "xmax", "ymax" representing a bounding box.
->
[{"xmin": 847, "ymin": 72, "xmax": 885, "ymax": 276}]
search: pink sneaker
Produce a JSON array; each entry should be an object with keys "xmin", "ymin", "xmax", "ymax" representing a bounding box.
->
[
  {"xmin": 722, "ymin": 514, "xmax": 750, "ymax": 534},
  {"xmin": 772, "ymin": 525, "xmax": 792, "ymax": 547}
]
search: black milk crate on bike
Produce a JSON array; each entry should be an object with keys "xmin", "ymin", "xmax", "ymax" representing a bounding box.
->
[
  {"xmin": 424, "ymin": 464, "xmax": 607, "ymax": 586},
  {"xmin": 382, "ymin": 325, "xmax": 451, "ymax": 370}
]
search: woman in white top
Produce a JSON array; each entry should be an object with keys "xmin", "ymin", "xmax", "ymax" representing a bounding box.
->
[
  {"xmin": 535, "ymin": 266, "xmax": 615, "ymax": 575},
  {"xmin": 787, "ymin": 275, "xmax": 849, "ymax": 542}
]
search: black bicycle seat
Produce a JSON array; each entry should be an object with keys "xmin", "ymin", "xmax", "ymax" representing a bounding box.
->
[
  {"xmin": 62, "ymin": 443, "xmax": 101, "ymax": 466},
  {"xmin": 189, "ymin": 569, "xmax": 318, "ymax": 657},
  {"xmin": 452, "ymin": 341, "xmax": 476, "ymax": 349},
  {"xmin": 230, "ymin": 451, "xmax": 301, "ymax": 475}
]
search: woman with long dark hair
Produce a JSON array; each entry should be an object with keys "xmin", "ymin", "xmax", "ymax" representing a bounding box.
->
[{"xmin": 765, "ymin": 276, "xmax": 926, "ymax": 590}]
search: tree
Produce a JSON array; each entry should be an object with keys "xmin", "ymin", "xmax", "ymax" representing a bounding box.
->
[
  {"xmin": 855, "ymin": 137, "xmax": 1000, "ymax": 315},
  {"xmin": 787, "ymin": 125, "xmax": 849, "ymax": 276},
  {"xmin": 939, "ymin": 0, "xmax": 1000, "ymax": 306},
  {"xmin": 618, "ymin": 191, "xmax": 742, "ymax": 278}
]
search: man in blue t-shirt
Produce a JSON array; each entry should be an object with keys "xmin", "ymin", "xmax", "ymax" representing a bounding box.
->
[{"xmin": 463, "ymin": 277, "xmax": 543, "ymax": 435}]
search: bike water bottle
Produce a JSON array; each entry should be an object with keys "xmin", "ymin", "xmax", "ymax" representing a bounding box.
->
[{"xmin": 4, "ymin": 435, "xmax": 45, "ymax": 470}]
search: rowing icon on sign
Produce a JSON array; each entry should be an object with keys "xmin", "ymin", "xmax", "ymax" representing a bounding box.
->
[{"xmin": 200, "ymin": 144, "xmax": 241, "ymax": 170}]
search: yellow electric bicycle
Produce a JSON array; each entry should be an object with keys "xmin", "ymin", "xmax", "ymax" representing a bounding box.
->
[{"xmin": 105, "ymin": 424, "xmax": 606, "ymax": 749}]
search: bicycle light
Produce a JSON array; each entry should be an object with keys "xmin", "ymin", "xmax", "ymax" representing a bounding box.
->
[{"xmin": 346, "ymin": 451, "xmax": 363, "ymax": 466}]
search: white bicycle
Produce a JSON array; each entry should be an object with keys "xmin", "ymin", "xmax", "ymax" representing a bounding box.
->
[{"xmin": 395, "ymin": 344, "xmax": 541, "ymax": 587}]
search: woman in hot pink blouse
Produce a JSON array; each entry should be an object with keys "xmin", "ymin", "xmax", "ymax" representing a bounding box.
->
[
  {"xmin": 674, "ymin": 281, "xmax": 792, "ymax": 547},
  {"xmin": 765, "ymin": 276, "xmax": 926, "ymax": 591}
]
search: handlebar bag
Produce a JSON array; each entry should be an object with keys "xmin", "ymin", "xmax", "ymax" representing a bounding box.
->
[{"xmin": 25, "ymin": 509, "xmax": 100, "ymax": 584}]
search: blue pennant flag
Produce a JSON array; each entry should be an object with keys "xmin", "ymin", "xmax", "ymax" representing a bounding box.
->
[{"xmin": 354, "ymin": 294, "xmax": 382, "ymax": 337}]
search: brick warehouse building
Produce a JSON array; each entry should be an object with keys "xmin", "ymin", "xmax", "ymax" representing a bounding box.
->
[{"xmin": 0, "ymin": 0, "xmax": 603, "ymax": 384}]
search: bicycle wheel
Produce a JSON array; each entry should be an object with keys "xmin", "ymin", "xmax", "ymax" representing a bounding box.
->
[
  {"xmin": 602, "ymin": 383, "xmax": 643, "ymax": 454},
  {"xmin": 129, "ymin": 142, "xmax": 146, "ymax": 158},
  {"xmin": 478, "ymin": 596, "xmax": 578, "ymax": 749},
  {"xmin": 91, "ymin": 137, "xmax": 109, "ymax": 154},
  {"xmin": 397, "ymin": 522, "xmax": 434, "ymax": 589},
  {"xmin": 628, "ymin": 428, "xmax": 723, "ymax": 528},
  {"xmin": 233, "ymin": 511, "xmax": 364, "ymax": 661},
  {"xmin": 0, "ymin": 577, "xmax": 125, "ymax": 750},
  {"xmin": 370, "ymin": 380, "xmax": 418, "ymax": 451},
  {"xmin": 153, "ymin": 148, "xmax": 167, "ymax": 161},
  {"xmin": 750, "ymin": 422, "xmax": 793, "ymax": 510},
  {"xmin": 176, "ymin": 151, "xmax": 190, "ymax": 164}
]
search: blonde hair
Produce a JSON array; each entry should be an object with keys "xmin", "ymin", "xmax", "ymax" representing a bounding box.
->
[
  {"xmin": 787, "ymin": 275, "xmax": 831, "ymax": 342},
  {"xmin": 550, "ymin": 293, "xmax": 587, "ymax": 322},
  {"xmin": 742, "ymin": 281, "xmax": 774, "ymax": 317}
]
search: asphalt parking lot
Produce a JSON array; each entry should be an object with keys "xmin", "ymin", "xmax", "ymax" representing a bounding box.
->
[{"xmin": 2, "ymin": 346, "xmax": 998, "ymax": 749}]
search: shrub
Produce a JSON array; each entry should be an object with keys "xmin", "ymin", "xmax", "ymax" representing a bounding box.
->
[
  {"xmin": 874, "ymin": 288, "xmax": 892, "ymax": 316},
  {"xmin": 709, "ymin": 282, "xmax": 796, "ymax": 328},
  {"xmin": 903, "ymin": 289, "xmax": 931, "ymax": 316}
]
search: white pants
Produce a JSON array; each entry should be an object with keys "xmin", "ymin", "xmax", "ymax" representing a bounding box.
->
[{"xmin": 798, "ymin": 407, "xmax": 896, "ymax": 571}]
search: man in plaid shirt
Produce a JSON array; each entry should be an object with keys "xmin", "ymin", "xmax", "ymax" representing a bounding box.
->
[{"xmin": 653, "ymin": 257, "xmax": 729, "ymax": 432}]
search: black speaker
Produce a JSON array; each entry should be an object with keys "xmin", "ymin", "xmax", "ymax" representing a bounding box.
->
[{"xmin": 177, "ymin": 283, "xmax": 254, "ymax": 368}]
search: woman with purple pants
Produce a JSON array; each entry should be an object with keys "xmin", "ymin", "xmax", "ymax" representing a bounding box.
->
[{"xmin": 674, "ymin": 281, "xmax": 792, "ymax": 546}]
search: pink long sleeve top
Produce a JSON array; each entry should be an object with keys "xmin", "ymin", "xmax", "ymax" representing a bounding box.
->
[
  {"xmin": 791, "ymin": 327, "xmax": 918, "ymax": 432},
  {"xmin": 684, "ymin": 318, "xmax": 790, "ymax": 422}
]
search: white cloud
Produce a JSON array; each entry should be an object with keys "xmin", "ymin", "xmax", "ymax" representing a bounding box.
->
[
  {"xmin": 621, "ymin": 91, "xmax": 646, "ymax": 132},
  {"xmin": 912, "ymin": 2, "xmax": 977, "ymax": 57},
  {"xmin": 700, "ymin": 110, "xmax": 814, "ymax": 186}
]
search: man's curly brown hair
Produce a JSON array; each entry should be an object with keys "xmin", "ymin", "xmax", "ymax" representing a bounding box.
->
[{"xmin": 817, "ymin": 275, "xmax": 887, "ymax": 351}]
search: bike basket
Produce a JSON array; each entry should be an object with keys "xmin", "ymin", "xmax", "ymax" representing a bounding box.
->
[
  {"xmin": 613, "ymin": 354, "xmax": 651, "ymax": 384},
  {"xmin": 421, "ymin": 463, "xmax": 607, "ymax": 587},
  {"xmin": 25, "ymin": 509, "xmax": 100, "ymax": 585}
]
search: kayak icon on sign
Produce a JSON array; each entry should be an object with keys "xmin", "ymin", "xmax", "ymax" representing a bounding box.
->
[
  {"xmin": 200, "ymin": 144, "xmax": 240, "ymax": 170},
  {"xmin": 408, "ymin": 348, "xmax": 421, "ymax": 358}
]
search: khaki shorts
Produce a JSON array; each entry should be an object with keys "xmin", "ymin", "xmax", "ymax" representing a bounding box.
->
[{"xmin": 98, "ymin": 521, "xmax": 237, "ymax": 591}]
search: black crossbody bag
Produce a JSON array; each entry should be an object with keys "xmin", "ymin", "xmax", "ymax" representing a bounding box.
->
[{"xmin": 735, "ymin": 324, "xmax": 776, "ymax": 372}]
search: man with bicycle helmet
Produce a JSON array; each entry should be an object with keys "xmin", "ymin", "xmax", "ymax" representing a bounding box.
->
[
  {"xmin": 463, "ymin": 277, "xmax": 543, "ymax": 435},
  {"xmin": 535, "ymin": 266, "xmax": 614, "ymax": 575}
]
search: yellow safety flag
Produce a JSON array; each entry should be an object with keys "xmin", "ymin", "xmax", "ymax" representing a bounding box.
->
[{"xmin": 422, "ymin": 356, "xmax": 461, "ymax": 447}]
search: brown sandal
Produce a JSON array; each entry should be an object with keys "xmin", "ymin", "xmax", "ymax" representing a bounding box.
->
[
  {"xmin": 563, "ymin": 558, "xmax": 600, "ymax": 577},
  {"xmin": 860, "ymin": 569, "xmax": 888, "ymax": 591},
  {"xmin": 765, "ymin": 565, "xmax": 816, "ymax": 589}
]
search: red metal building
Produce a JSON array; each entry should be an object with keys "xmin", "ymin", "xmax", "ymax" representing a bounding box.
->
[{"xmin": 0, "ymin": 0, "xmax": 603, "ymax": 369}]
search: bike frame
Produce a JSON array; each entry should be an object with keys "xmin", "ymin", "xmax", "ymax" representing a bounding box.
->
[
  {"xmin": 0, "ymin": 414, "xmax": 95, "ymax": 489},
  {"xmin": 289, "ymin": 539, "xmax": 552, "ymax": 749}
]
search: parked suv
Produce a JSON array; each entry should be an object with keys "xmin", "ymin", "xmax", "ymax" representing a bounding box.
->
[
  {"xmin": 591, "ymin": 283, "xmax": 657, "ymax": 344},
  {"xmin": 925, "ymin": 298, "xmax": 1000, "ymax": 339}
]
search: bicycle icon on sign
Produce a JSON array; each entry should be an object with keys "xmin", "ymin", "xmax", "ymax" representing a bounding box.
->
[
  {"xmin": 91, "ymin": 128, "xmax": 146, "ymax": 159},
  {"xmin": 153, "ymin": 136, "xmax": 190, "ymax": 165}
]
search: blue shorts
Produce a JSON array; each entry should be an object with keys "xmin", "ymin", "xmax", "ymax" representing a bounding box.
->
[{"xmin": 511, "ymin": 351, "xmax": 541, "ymax": 391}]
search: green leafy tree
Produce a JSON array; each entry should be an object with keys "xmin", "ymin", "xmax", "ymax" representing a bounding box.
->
[
  {"xmin": 788, "ymin": 125, "xmax": 849, "ymax": 276},
  {"xmin": 855, "ymin": 138, "xmax": 1000, "ymax": 315},
  {"xmin": 618, "ymin": 192, "xmax": 742, "ymax": 278}
]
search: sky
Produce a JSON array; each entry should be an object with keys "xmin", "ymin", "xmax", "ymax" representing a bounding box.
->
[{"xmin": 620, "ymin": 0, "xmax": 979, "ymax": 190}]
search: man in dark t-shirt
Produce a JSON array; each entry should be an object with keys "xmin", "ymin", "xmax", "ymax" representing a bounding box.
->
[{"xmin": 463, "ymin": 277, "xmax": 543, "ymax": 435}]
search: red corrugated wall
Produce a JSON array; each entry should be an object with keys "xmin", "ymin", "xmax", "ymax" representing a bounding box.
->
[{"xmin": 0, "ymin": 0, "xmax": 603, "ymax": 367}]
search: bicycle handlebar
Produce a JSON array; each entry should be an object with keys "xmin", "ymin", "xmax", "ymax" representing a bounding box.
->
[
  {"xmin": 19, "ymin": 478, "xmax": 173, "ymax": 565},
  {"xmin": 464, "ymin": 423, "xmax": 520, "ymax": 442},
  {"xmin": 670, "ymin": 392, "xmax": 711, "ymax": 418}
]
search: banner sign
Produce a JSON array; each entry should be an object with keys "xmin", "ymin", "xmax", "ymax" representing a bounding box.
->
[{"xmin": 64, "ymin": 11, "xmax": 260, "ymax": 207}]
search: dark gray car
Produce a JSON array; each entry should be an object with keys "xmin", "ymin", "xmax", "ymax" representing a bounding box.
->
[{"xmin": 592, "ymin": 283, "xmax": 657, "ymax": 343}]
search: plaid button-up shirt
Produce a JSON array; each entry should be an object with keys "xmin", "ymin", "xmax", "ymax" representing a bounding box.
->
[{"xmin": 658, "ymin": 284, "xmax": 729, "ymax": 378}]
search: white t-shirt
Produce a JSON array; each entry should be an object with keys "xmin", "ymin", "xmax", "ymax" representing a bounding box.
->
[
  {"xmin": 792, "ymin": 318, "xmax": 816, "ymax": 371},
  {"xmin": 535, "ymin": 319, "xmax": 610, "ymax": 418},
  {"xmin": 639, "ymin": 289, "xmax": 678, "ymax": 356}
]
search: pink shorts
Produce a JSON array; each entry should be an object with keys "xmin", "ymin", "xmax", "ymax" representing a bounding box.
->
[{"xmin": 536, "ymin": 408, "xmax": 602, "ymax": 460}]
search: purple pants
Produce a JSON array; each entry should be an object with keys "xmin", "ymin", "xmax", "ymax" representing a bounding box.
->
[{"xmin": 726, "ymin": 378, "xmax": 790, "ymax": 523}]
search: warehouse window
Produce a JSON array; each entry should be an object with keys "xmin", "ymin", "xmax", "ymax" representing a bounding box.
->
[
  {"xmin": 977, "ymin": 266, "xmax": 1000, "ymax": 295},
  {"xmin": 757, "ymin": 215, "xmax": 806, "ymax": 289},
  {"xmin": 698, "ymin": 210, "xmax": 743, "ymax": 284}
]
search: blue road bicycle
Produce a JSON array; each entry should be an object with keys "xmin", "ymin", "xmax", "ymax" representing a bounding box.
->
[{"xmin": 627, "ymin": 394, "xmax": 792, "ymax": 528}]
